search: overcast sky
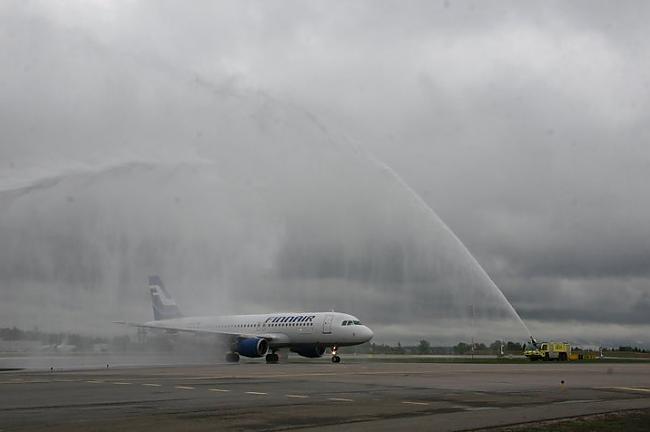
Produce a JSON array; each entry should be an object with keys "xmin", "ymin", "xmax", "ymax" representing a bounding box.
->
[{"xmin": 1, "ymin": 1, "xmax": 649, "ymax": 347}]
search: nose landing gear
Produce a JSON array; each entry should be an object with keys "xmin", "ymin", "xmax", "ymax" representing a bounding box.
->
[
  {"xmin": 265, "ymin": 351, "xmax": 279, "ymax": 363},
  {"xmin": 331, "ymin": 346, "xmax": 341, "ymax": 363}
]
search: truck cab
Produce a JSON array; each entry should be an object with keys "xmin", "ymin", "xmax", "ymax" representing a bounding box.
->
[{"xmin": 524, "ymin": 339, "xmax": 570, "ymax": 361}]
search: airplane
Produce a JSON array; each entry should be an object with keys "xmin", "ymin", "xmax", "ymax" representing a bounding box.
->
[{"xmin": 115, "ymin": 276, "xmax": 374, "ymax": 364}]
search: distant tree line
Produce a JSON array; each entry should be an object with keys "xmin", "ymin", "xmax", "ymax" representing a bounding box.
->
[
  {"xmin": 0, "ymin": 326, "xmax": 162, "ymax": 353},
  {"xmin": 344, "ymin": 340, "xmax": 526, "ymax": 355},
  {"xmin": 0, "ymin": 326, "xmax": 221, "ymax": 353},
  {"xmin": 0, "ymin": 326, "xmax": 106, "ymax": 347},
  {"xmin": 348, "ymin": 340, "xmax": 649, "ymax": 355},
  {"xmin": 2, "ymin": 327, "xmax": 648, "ymax": 354},
  {"xmin": 603, "ymin": 346, "xmax": 648, "ymax": 353}
]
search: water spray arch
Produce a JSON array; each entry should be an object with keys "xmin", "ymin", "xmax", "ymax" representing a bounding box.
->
[{"xmin": 0, "ymin": 85, "xmax": 530, "ymax": 345}]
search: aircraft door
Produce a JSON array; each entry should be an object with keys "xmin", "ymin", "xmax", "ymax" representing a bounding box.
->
[
  {"xmin": 299, "ymin": 319, "xmax": 313, "ymax": 334},
  {"xmin": 322, "ymin": 315, "xmax": 333, "ymax": 334}
]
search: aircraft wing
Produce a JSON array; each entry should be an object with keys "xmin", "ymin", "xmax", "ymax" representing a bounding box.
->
[{"xmin": 112, "ymin": 321, "xmax": 280, "ymax": 341}]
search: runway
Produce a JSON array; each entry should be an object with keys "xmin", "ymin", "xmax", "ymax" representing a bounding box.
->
[{"xmin": 2, "ymin": 361, "xmax": 650, "ymax": 431}]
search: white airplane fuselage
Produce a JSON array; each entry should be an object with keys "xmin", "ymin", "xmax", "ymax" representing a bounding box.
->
[
  {"xmin": 118, "ymin": 277, "xmax": 374, "ymax": 362},
  {"xmin": 144, "ymin": 312, "xmax": 373, "ymax": 349}
]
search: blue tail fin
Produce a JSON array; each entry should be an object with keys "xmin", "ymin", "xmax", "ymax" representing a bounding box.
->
[{"xmin": 148, "ymin": 276, "xmax": 183, "ymax": 321}]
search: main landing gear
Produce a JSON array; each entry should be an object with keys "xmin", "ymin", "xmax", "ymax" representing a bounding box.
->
[
  {"xmin": 265, "ymin": 351, "xmax": 279, "ymax": 364},
  {"xmin": 225, "ymin": 352, "xmax": 240, "ymax": 363},
  {"xmin": 331, "ymin": 346, "xmax": 341, "ymax": 363}
]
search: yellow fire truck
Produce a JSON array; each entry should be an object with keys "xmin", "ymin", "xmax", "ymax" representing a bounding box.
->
[{"xmin": 524, "ymin": 338, "xmax": 571, "ymax": 361}]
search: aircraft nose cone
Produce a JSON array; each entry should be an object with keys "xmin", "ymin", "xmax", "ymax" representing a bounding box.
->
[{"xmin": 363, "ymin": 326, "xmax": 374, "ymax": 341}]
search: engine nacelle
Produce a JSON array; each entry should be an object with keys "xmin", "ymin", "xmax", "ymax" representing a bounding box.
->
[
  {"xmin": 236, "ymin": 338, "xmax": 269, "ymax": 358},
  {"xmin": 290, "ymin": 344, "xmax": 326, "ymax": 358}
]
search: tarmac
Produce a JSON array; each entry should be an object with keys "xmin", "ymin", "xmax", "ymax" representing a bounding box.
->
[{"xmin": 1, "ymin": 360, "xmax": 650, "ymax": 431}]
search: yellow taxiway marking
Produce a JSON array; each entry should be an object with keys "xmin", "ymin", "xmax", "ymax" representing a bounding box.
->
[
  {"xmin": 142, "ymin": 383, "xmax": 162, "ymax": 387},
  {"xmin": 245, "ymin": 391, "xmax": 268, "ymax": 395},
  {"xmin": 609, "ymin": 387, "xmax": 650, "ymax": 393},
  {"xmin": 112, "ymin": 382, "xmax": 132, "ymax": 385},
  {"xmin": 208, "ymin": 388, "xmax": 231, "ymax": 392},
  {"xmin": 175, "ymin": 386, "xmax": 195, "ymax": 390},
  {"xmin": 286, "ymin": 394, "xmax": 309, "ymax": 399},
  {"xmin": 402, "ymin": 401, "xmax": 429, "ymax": 406},
  {"xmin": 328, "ymin": 397, "xmax": 354, "ymax": 402}
]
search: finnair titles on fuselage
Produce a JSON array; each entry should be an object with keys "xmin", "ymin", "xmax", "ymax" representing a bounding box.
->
[{"xmin": 116, "ymin": 277, "xmax": 373, "ymax": 363}]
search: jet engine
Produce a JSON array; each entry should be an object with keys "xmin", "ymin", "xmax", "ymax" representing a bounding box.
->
[
  {"xmin": 236, "ymin": 338, "xmax": 269, "ymax": 358},
  {"xmin": 290, "ymin": 344, "xmax": 326, "ymax": 358}
]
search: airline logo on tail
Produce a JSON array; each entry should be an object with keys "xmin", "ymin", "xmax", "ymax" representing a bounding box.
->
[{"xmin": 149, "ymin": 276, "xmax": 183, "ymax": 320}]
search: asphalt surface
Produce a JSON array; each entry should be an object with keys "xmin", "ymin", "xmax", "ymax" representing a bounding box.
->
[{"xmin": 1, "ymin": 361, "xmax": 650, "ymax": 431}]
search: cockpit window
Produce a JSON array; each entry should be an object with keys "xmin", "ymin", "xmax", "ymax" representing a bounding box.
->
[{"xmin": 342, "ymin": 320, "xmax": 362, "ymax": 326}]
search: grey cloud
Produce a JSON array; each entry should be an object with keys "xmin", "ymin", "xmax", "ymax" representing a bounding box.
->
[{"xmin": 1, "ymin": 1, "xmax": 649, "ymax": 346}]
